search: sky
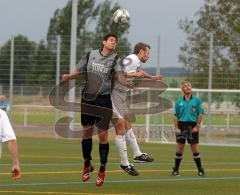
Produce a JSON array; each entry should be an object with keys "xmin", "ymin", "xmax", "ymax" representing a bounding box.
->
[{"xmin": 0, "ymin": 0, "xmax": 204, "ymax": 68}]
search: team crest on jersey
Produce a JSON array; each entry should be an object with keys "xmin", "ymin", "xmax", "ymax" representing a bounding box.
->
[
  {"xmin": 191, "ymin": 106, "xmax": 196, "ymax": 113},
  {"xmin": 92, "ymin": 62, "xmax": 109, "ymax": 74}
]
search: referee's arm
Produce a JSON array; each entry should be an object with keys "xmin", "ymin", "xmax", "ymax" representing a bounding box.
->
[
  {"xmin": 192, "ymin": 99, "xmax": 204, "ymax": 133},
  {"xmin": 173, "ymin": 115, "xmax": 180, "ymax": 134},
  {"xmin": 173, "ymin": 103, "xmax": 180, "ymax": 133}
]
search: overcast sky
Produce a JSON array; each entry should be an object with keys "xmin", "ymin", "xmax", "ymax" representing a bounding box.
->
[{"xmin": 0, "ymin": 0, "xmax": 204, "ymax": 67}]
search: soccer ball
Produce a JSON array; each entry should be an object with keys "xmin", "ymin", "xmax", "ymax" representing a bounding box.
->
[{"xmin": 113, "ymin": 9, "xmax": 130, "ymax": 24}]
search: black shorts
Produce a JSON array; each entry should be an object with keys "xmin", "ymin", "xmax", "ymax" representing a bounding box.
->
[
  {"xmin": 176, "ymin": 122, "xmax": 199, "ymax": 144},
  {"xmin": 81, "ymin": 94, "xmax": 112, "ymax": 130}
]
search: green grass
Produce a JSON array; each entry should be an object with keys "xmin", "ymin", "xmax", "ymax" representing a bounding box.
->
[
  {"xmin": 10, "ymin": 94, "xmax": 240, "ymax": 127},
  {"xmin": 11, "ymin": 109, "xmax": 240, "ymax": 127},
  {"xmin": 225, "ymin": 134, "xmax": 240, "ymax": 138},
  {"xmin": 0, "ymin": 137, "xmax": 240, "ymax": 194},
  {"xmin": 12, "ymin": 111, "xmax": 82, "ymax": 125}
]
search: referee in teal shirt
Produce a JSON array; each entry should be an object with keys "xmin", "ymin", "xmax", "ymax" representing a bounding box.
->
[{"xmin": 171, "ymin": 81, "xmax": 205, "ymax": 177}]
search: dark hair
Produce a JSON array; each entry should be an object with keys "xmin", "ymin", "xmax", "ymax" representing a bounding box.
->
[
  {"xmin": 133, "ymin": 42, "xmax": 151, "ymax": 54},
  {"xmin": 103, "ymin": 33, "xmax": 118, "ymax": 42}
]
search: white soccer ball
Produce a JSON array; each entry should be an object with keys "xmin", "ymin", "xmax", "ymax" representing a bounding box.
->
[{"xmin": 113, "ymin": 8, "xmax": 130, "ymax": 24}]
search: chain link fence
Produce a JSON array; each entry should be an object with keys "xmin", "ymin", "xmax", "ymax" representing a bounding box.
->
[{"xmin": 0, "ymin": 34, "xmax": 240, "ymax": 145}]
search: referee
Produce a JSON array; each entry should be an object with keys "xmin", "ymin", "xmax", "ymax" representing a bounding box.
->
[
  {"xmin": 62, "ymin": 33, "xmax": 125, "ymax": 186},
  {"xmin": 171, "ymin": 81, "xmax": 205, "ymax": 176}
]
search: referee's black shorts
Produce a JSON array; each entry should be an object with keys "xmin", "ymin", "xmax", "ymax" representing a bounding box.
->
[
  {"xmin": 176, "ymin": 121, "xmax": 199, "ymax": 144},
  {"xmin": 81, "ymin": 94, "xmax": 112, "ymax": 130}
]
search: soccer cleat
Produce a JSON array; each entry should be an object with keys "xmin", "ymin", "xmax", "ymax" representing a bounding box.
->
[
  {"xmin": 171, "ymin": 167, "xmax": 180, "ymax": 176},
  {"xmin": 198, "ymin": 168, "xmax": 205, "ymax": 177},
  {"xmin": 82, "ymin": 164, "xmax": 94, "ymax": 182},
  {"xmin": 134, "ymin": 153, "xmax": 154, "ymax": 163},
  {"xmin": 96, "ymin": 172, "xmax": 105, "ymax": 186},
  {"xmin": 120, "ymin": 164, "xmax": 139, "ymax": 176}
]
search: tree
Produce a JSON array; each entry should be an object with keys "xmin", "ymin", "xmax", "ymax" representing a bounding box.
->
[
  {"xmin": 179, "ymin": 0, "xmax": 240, "ymax": 89},
  {"xmin": 27, "ymin": 40, "xmax": 56, "ymax": 85},
  {"xmin": 92, "ymin": 0, "xmax": 131, "ymax": 56},
  {"xmin": 0, "ymin": 35, "xmax": 36, "ymax": 85},
  {"xmin": 0, "ymin": 0, "xmax": 131, "ymax": 88},
  {"xmin": 46, "ymin": 0, "xmax": 131, "ymax": 75}
]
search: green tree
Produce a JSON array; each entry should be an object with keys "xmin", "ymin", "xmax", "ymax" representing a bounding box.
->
[
  {"xmin": 27, "ymin": 40, "xmax": 56, "ymax": 85},
  {"xmin": 0, "ymin": 35, "xmax": 36, "ymax": 85},
  {"xmin": 47, "ymin": 0, "xmax": 131, "ymax": 75},
  {"xmin": 92, "ymin": 0, "xmax": 131, "ymax": 56},
  {"xmin": 0, "ymin": 1, "xmax": 131, "ymax": 88},
  {"xmin": 179, "ymin": 0, "xmax": 240, "ymax": 89}
]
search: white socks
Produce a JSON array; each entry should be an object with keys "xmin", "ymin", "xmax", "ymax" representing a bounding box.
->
[
  {"xmin": 125, "ymin": 128, "xmax": 142, "ymax": 157},
  {"xmin": 115, "ymin": 135, "xmax": 129, "ymax": 166}
]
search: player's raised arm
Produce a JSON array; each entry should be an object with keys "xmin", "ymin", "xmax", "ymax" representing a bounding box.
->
[
  {"xmin": 62, "ymin": 69, "xmax": 80, "ymax": 81},
  {"xmin": 140, "ymin": 69, "xmax": 164, "ymax": 80},
  {"xmin": 62, "ymin": 51, "xmax": 90, "ymax": 81},
  {"xmin": 114, "ymin": 72, "xmax": 134, "ymax": 89},
  {"xmin": 126, "ymin": 70, "xmax": 145, "ymax": 78},
  {"xmin": 126, "ymin": 69, "xmax": 163, "ymax": 80}
]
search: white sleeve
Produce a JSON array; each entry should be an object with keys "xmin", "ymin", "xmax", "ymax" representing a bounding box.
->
[{"xmin": 1, "ymin": 111, "xmax": 16, "ymax": 142}]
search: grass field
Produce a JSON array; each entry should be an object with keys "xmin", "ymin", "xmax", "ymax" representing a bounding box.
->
[
  {"xmin": 11, "ymin": 110, "xmax": 240, "ymax": 126},
  {"xmin": 1, "ymin": 137, "xmax": 240, "ymax": 195}
]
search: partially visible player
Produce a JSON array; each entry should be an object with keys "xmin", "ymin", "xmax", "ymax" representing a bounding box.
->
[
  {"xmin": 171, "ymin": 81, "xmax": 205, "ymax": 176},
  {"xmin": 0, "ymin": 95, "xmax": 9, "ymax": 112},
  {"xmin": 0, "ymin": 109, "xmax": 21, "ymax": 180},
  {"xmin": 112, "ymin": 42, "xmax": 163, "ymax": 176}
]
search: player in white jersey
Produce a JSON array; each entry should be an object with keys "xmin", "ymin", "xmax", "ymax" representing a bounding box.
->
[
  {"xmin": 0, "ymin": 109, "xmax": 21, "ymax": 180},
  {"xmin": 112, "ymin": 42, "xmax": 163, "ymax": 175}
]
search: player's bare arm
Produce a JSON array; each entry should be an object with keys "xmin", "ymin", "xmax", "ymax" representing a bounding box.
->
[
  {"xmin": 8, "ymin": 140, "xmax": 21, "ymax": 180},
  {"xmin": 62, "ymin": 69, "xmax": 80, "ymax": 81},
  {"xmin": 126, "ymin": 70, "xmax": 145, "ymax": 78},
  {"xmin": 127, "ymin": 69, "xmax": 163, "ymax": 80},
  {"xmin": 115, "ymin": 72, "xmax": 134, "ymax": 89},
  {"xmin": 140, "ymin": 70, "xmax": 163, "ymax": 80}
]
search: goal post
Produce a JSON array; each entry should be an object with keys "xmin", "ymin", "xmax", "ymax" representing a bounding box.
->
[{"xmin": 142, "ymin": 87, "xmax": 240, "ymax": 146}]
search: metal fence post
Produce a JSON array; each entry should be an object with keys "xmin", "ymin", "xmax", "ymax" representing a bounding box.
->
[
  {"xmin": 9, "ymin": 35, "xmax": 14, "ymax": 121},
  {"xmin": 206, "ymin": 33, "xmax": 214, "ymax": 142}
]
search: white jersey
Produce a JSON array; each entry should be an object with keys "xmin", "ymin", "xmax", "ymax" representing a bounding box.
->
[
  {"xmin": 113, "ymin": 54, "xmax": 141, "ymax": 91},
  {"xmin": 0, "ymin": 109, "xmax": 16, "ymax": 143}
]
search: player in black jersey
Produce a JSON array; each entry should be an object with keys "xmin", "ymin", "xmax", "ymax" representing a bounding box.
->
[{"xmin": 62, "ymin": 33, "xmax": 126, "ymax": 186}]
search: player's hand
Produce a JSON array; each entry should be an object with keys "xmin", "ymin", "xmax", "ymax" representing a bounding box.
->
[
  {"xmin": 175, "ymin": 128, "xmax": 181, "ymax": 134},
  {"xmin": 151, "ymin": 75, "xmax": 164, "ymax": 81},
  {"xmin": 192, "ymin": 126, "xmax": 199, "ymax": 133},
  {"xmin": 62, "ymin": 74, "xmax": 70, "ymax": 81},
  {"xmin": 11, "ymin": 165, "xmax": 21, "ymax": 180}
]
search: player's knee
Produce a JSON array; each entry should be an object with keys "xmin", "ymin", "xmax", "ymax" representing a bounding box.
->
[
  {"xmin": 177, "ymin": 144, "xmax": 185, "ymax": 152},
  {"xmin": 98, "ymin": 131, "xmax": 108, "ymax": 144},
  {"xmin": 114, "ymin": 119, "xmax": 125, "ymax": 133},
  {"xmin": 116, "ymin": 128, "xmax": 125, "ymax": 135},
  {"xmin": 82, "ymin": 126, "xmax": 94, "ymax": 139}
]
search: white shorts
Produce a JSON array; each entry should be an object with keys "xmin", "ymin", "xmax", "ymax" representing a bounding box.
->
[
  {"xmin": 0, "ymin": 109, "xmax": 16, "ymax": 143},
  {"xmin": 112, "ymin": 89, "xmax": 128, "ymax": 119}
]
